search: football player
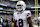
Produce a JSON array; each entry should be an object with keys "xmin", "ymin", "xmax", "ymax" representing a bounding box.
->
[{"xmin": 14, "ymin": 1, "xmax": 33, "ymax": 27}]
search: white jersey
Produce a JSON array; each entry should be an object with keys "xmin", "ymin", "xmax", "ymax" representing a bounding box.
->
[{"xmin": 14, "ymin": 10, "xmax": 31, "ymax": 27}]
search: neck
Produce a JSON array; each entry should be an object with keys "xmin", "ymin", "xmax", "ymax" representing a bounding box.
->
[{"xmin": 18, "ymin": 10, "xmax": 23, "ymax": 12}]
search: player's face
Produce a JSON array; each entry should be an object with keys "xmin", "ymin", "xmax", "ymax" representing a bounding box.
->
[{"xmin": 17, "ymin": 5, "xmax": 23, "ymax": 10}]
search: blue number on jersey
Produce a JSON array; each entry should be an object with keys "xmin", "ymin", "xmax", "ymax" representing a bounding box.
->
[{"xmin": 16, "ymin": 19, "xmax": 23, "ymax": 27}]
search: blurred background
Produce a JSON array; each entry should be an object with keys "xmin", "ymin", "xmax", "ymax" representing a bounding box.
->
[
  {"xmin": 0, "ymin": 0, "xmax": 40, "ymax": 27},
  {"xmin": 0, "ymin": 0, "xmax": 35, "ymax": 7}
]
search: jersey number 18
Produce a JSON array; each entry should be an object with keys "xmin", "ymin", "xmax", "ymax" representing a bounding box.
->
[{"xmin": 16, "ymin": 19, "xmax": 23, "ymax": 27}]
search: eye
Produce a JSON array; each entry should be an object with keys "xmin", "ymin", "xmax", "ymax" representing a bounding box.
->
[{"xmin": 17, "ymin": 5, "xmax": 23, "ymax": 6}]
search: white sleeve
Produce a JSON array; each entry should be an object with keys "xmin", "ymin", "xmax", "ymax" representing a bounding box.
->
[{"xmin": 26, "ymin": 11, "xmax": 31, "ymax": 18}]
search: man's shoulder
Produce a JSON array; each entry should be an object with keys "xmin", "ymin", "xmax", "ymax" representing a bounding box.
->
[{"xmin": 24, "ymin": 10, "xmax": 31, "ymax": 13}]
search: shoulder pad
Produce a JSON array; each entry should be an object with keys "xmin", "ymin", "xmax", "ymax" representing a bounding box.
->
[{"xmin": 24, "ymin": 10, "xmax": 31, "ymax": 13}]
